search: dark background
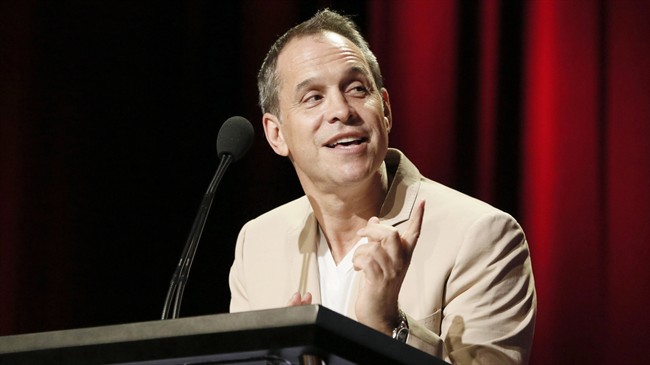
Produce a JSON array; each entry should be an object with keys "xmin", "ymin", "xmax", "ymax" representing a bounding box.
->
[{"xmin": 1, "ymin": 1, "xmax": 353, "ymax": 330}]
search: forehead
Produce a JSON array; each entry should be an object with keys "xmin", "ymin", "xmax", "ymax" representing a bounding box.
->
[{"xmin": 276, "ymin": 31, "xmax": 370, "ymax": 87}]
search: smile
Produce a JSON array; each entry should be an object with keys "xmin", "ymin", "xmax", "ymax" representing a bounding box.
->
[{"xmin": 325, "ymin": 136, "xmax": 368, "ymax": 148}]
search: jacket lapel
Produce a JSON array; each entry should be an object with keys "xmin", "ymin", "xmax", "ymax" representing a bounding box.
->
[
  {"xmin": 380, "ymin": 149, "xmax": 421, "ymax": 227},
  {"xmin": 288, "ymin": 209, "xmax": 322, "ymax": 304}
]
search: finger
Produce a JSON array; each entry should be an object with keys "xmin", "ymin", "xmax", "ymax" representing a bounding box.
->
[
  {"xmin": 352, "ymin": 244, "xmax": 370, "ymax": 271},
  {"xmin": 356, "ymin": 217, "xmax": 380, "ymax": 238},
  {"xmin": 403, "ymin": 200, "xmax": 425, "ymax": 249},
  {"xmin": 353, "ymin": 251, "xmax": 384, "ymax": 280},
  {"xmin": 301, "ymin": 292, "xmax": 313, "ymax": 305},
  {"xmin": 287, "ymin": 292, "xmax": 301, "ymax": 306},
  {"xmin": 356, "ymin": 218, "xmax": 395, "ymax": 243},
  {"xmin": 353, "ymin": 242, "xmax": 392, "ymax": 277},
  {"xmin": 288, "ymin": 292, "xmax": 313, "ymax": 306},
  {"xmin": 353, "ymin": 243, "xmax": 376, "ymax": 271}
]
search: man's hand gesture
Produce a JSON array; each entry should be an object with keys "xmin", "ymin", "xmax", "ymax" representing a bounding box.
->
[{"xmin": 353, "ymin": 200, "xmax": 425, "ymax": 335}]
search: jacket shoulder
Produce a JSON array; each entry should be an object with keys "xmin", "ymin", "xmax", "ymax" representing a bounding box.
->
[
  {"xmin": 241, "ymin": 195, "xmax": 311, "ymax": 233},
  {"xmin": 418, "ymin": 177, "xmax": 515, "ymax": 222}
]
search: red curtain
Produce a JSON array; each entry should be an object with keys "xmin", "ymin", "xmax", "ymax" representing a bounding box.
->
[
  {"xmin": 370, "ymin": 0, "xmax": 650, "ymax": 364},
  {"xmin": 525, "ymin": 1, "xmax": 650, "ymax": 363},
  {"xmin": 369, "ymin": 0, "xmax": 458, "ymax": 185},
  {"xmin": 523, "ymin": 1, "xmax": 606, "ymax": 363}
]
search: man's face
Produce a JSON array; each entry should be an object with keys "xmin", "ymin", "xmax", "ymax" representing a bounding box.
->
[{"xmin": 263, "ymin": 31, "xmax": 392, "ymax": 192}]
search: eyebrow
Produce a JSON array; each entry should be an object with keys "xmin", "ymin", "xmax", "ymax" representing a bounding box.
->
[
  {"xmin": 345, "ymin": 65, "xmax": 372, "ymax": 83},
  {"xmin": 294, "ymin": 65, "xmax": 371, "ymax": 96},
  {"xmin": 295, "ymin": 77, "xmax": 317, "ymax": 96}
]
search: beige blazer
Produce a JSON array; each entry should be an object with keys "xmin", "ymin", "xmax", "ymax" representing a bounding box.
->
[{"xmin": 229, "ymin": 149, "xmax": 536, "ymax": 364}]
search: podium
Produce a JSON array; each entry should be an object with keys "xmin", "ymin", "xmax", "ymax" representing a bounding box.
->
[{"xmin": 0, "ymin": 305, "xmax": 448, "ymax": 364}]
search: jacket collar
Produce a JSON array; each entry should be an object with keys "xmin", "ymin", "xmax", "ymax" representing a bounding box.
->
[{"xmin": 380, "ymin": 149, "xmax": 422, "ymax": 227}]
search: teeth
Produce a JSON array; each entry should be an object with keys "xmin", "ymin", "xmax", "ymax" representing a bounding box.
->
[
  {"xmin": 335, "ymin": 137, "xmax": 358, "ymax": 144},
  {"xmin": 327, "ymin": 137, "xmax": 363, "ymax": 147}
]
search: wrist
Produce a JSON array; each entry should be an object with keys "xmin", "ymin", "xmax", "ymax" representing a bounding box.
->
[{"xmin": 392, "ymin": 309, "xmax": 409, "ymax": 343}]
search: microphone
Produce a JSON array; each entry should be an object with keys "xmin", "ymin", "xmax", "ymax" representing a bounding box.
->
[
  {"xmin": 162, "ymin": 116, "xmax": 254, "ymax": 320},
  {"xmin": 217, "ymin": 116, "xmax": 255, "ymax": 161}
]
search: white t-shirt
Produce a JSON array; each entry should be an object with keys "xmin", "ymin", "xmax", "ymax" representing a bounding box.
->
[{"xmin": 317, "ymin": 227, "xmax": 368, "ymax": 315}]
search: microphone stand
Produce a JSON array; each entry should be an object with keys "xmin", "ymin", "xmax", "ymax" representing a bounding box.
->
[{"xmin": 161, "ymin": 153, "xmax": 234, "ymax": 320}]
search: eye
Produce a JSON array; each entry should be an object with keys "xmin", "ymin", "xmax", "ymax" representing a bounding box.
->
[
  {"xmin": 347, "ymin": 82, "xmax": 370, "ymax": 96},
  {"xmin": 302, "ymin": 92, "xmax": 323, "ymax": 104}
]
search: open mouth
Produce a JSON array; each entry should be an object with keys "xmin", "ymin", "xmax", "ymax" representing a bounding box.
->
[{"xmin": 325, "ymin": 137, "xmax": 368, "ymax": 148}]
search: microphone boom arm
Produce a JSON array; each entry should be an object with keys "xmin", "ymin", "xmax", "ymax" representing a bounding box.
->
[
  {"xmin": 161, "ymin": 153, "xmax": 234, "ymax": 320},
  {"xmin": 161, "ymin": 115, "xmax": 253, "ymax": 320}
]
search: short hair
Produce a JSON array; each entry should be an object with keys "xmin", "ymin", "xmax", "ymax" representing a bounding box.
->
[{"xmin": 257, "ymin": 9, "xmax": 384, "ymax": 116}]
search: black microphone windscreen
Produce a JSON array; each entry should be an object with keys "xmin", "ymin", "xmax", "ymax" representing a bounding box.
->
[{"xmin": 216, "ymin": 116, "xmax": 254, "ymax": 161}]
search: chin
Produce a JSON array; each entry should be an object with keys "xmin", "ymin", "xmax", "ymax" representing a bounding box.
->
[{"xmin": 333, "ymin": 165, "xmax": 376, "ymax": 185}]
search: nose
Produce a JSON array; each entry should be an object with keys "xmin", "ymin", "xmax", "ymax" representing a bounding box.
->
[{"xmin": 325, "ymin": 90, "xmax": 354, "ymax": 124}]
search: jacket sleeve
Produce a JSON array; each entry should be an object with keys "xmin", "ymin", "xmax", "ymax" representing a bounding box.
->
[
  {"xmin": 229, "ymin": 223, "xmax": 250, "ymax": 313},
  {"xmin": 407, "ymin": 212, "xmax": 536, "ymax": 365}
]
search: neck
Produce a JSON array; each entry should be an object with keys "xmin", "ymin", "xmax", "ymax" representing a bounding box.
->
[{"xmin": 305, "ymin": 164, "xmax": 388, "ymax": 264}]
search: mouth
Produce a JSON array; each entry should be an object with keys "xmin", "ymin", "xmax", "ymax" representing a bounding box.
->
[{"xmin": 325, "ymin": 136, "xmax": 368, "ymax": 148}]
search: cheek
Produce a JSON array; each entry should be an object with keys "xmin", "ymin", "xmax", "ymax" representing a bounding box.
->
[
  {"xmin": 283, "ymin": 126, "xmax": 319, "ymax": 156},
  {"xmin": 361, "ymin": 98, "xmax": 387, "ymax": 124}
]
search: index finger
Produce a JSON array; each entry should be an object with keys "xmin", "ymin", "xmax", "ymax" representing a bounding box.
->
[{"xmin": 403, "ymin": 200, "xmax": 425, "ymax": 249}]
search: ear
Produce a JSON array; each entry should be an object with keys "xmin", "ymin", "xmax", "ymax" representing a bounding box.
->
[
  {"xmin": 381, "ymin": 88, "xmax": 393, "ymax": 133},
  {"xmin": 262, "ymin": 112, "xmax": 289, "ymax": 156}
]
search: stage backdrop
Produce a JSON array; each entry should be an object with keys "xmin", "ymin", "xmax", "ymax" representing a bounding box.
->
[
  {"xmin": 1, "ymin": 1, "xmax": 649, "ymax": 364},
  {"xmin": 369, "ymin": 1, "xmax": 650, "ymax": 364}
]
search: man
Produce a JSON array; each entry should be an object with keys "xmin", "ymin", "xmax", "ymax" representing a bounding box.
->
[{"xmin": 229, "ymin": 9, "xmax": 536, "ymax": 364}]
